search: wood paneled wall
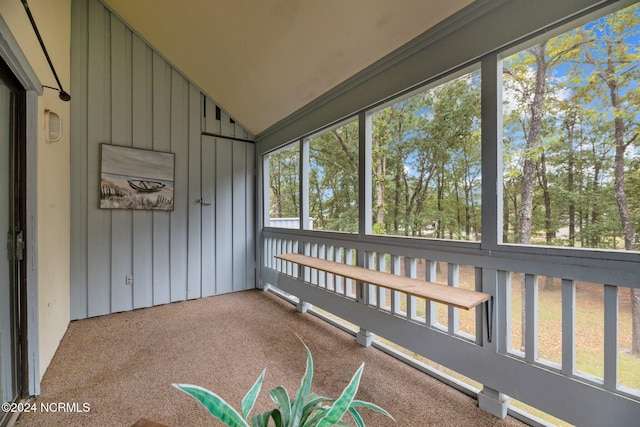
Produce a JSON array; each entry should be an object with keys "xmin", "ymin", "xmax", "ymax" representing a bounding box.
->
[{"xmin": 70, "ymin": 0, "xmax": 254, "ymax": 320}]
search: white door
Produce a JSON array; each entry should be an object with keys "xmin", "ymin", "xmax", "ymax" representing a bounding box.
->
[{"xmin": 200, "ymin": 135, "xmax": 255, "ymax": 296}]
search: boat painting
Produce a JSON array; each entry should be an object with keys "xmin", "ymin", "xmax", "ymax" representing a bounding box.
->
[
  {"xmin": 128, "ymin": 179, "xmax": 166, "ymax": 193},
  {"xmin": 100, "ymin": 144, "xmax": 175, "ymax": 211}
]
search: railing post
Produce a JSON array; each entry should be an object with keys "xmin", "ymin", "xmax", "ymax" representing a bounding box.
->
[
  {"xmin": 478, "ymin": 386, "xmax": 510, "ymax": 419},
  {"xmin": 356, "ymin": 248, "xmax": 375, "ymax": 347},
  {"xmin": 296, "ymin": 240, "xmax": 311, "ymax": 313},
  {"xmin": 478, "ymin": 268, "xmax": 510, "ymax": 418}
]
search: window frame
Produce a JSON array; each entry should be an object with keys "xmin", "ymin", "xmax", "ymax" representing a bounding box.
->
[{"xmin": 260, "ymin": 0, "xmax": 640, "ymax": 266}]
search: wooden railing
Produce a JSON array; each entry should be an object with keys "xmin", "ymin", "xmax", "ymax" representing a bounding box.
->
[{"xmin": 260, "ymin": 228, "xmax": 640, "ymax": 426}]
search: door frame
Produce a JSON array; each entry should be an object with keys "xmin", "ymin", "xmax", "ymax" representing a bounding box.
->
[{"xmin": 0, "ymin": 16, "xmax": 42, "ymax": 397}]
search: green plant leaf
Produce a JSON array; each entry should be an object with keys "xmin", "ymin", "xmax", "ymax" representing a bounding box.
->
[
  {"xmin": 347, "ymin": 407, "xmax": 364, "ymax": 427},
  {"xmin": 269, "ymin": 386, "xmax": 291, "ymax": 425},
  {"xmin": 290, "ymin": 342, "xmax": 314, "ymax": 425},
  {"xmin": 251, "ymin": 409, "xmax": 282, "ymax": 427},
  {"xmin": 300, "ymin": 395, "xmax": 333, "ymax": 425},
  {"xmin": 302, "ymin": 406, "xmax": 329, "ymax": 427},
  {"xmin": 315, "ymin": 363, "xmax": 364, "ymax": 427},
  {"xmin": 351, "ymin": 400, "xmax": 395, "ymax": 421},
  {"xmin": 173, "ymin": 383, "xmax": 249, "ymax": 427},
  {"xmin": 242, "ymin": 369, "xmax": 266, "ymax": 419}
]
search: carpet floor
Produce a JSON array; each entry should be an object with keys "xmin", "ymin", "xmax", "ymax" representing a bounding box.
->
[{"xmin": 16, "ymin": 290, "xmax": 527, "ymax": 427}]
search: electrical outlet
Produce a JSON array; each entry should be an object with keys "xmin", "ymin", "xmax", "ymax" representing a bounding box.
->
[{"xmin": 125, "ymin": 275, "xmax": 133, "ymax": 286}]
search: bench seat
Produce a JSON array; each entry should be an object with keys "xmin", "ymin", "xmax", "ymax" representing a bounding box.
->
[{"xmin": 275, "ymin": 253, "xmax": 491, "ymax": 311}]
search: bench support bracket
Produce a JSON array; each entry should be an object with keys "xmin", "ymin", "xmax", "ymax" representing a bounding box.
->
[{"xmin": 485, "ymin": 298, "xmax": 494, "ymax": 343}]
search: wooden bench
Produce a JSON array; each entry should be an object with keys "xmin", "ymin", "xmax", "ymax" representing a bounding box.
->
[{"xmin": 274, "ymin": 253, "xmax": 493, "ymax": 340}]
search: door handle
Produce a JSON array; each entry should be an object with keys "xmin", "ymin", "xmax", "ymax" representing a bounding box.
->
[
  {"xmin": 15, "ymin": 230, "xmax": 24, "ymax": 261},
  {"xmin": 196, "ymin": 198, "xmax": 211, "ymax": 206}
]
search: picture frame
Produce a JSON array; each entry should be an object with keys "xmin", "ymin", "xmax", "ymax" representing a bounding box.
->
[{"xmin": 100, "ymin": 144, "xmax": 175, "ymax": 211}]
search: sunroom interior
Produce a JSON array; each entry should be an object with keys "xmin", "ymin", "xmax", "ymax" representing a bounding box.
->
[{"xmin": 1, "ymin": 0, "xmax": 639, "ymax": 426}]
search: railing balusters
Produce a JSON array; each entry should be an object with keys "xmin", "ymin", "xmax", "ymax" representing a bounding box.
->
[
  {"xmin": 406, "ymin": 257, "xmax": 417, "ymax": 320},
  {"xmin": 365, "ymin": 251, "xmax": 377, "ymax": 306},
  {"xmin": 271, "ymin": 237, "xmax": 277, "ymax": 270},
  {"xmin": 334, "ymin": 246, "xmax": 343, "ymax": 294},
  {"xmin": 318, "ymin": 244, "xmax": 326, "ymax": 288},
  {"xmin": 475, "ymin": 267, "xmax": 482, "ymax": 343},
  {"xmin": 326, "ymin": 245, "xmax": 334, "ymax": 291},
  {"xmin": 261, "ymin": 229, "xmax": 639, "ymax": 427},
  {"xmin": 286, "ymin": 240, "xmax": 294, "ymax": 276},
  {"xmin": 310, "ymin": 243, "xmax": 318, "ymax": 286},
  {"xmin": 604, "ymin": 284, "xmax": 619, "ymax": 391},
  {"xmin": 345, "ymin": 248, "xmax": 355, "ymax": 298},
  {"xmin": 562, "ymin": 279, "xmax": 576, "ymax": 376},
  {"xmin": 498, "ymin": 270, "xmax": 511, "ymax": 354},
  {"xmin": 425, "ymin": 260, "xmax": 437, "ymax": 327},
  {"xmin": 448, "ymin": 263, "xmax": 460, "ymax": 335},
  {"xmin": 377, "ymin": 252, "xmax": 388, "ymax": 310},
  {"xmin": 525, "ymin": 273, "xmax": 539, "ymax": 363},
  {"xmin": 390, "ymin": 255, "xmax": 402, "ymax": 315}
]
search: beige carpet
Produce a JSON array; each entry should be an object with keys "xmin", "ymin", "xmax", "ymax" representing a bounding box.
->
[{"xmin": 16, "ymin": 290, "xmax": 527, "ymax": 427}]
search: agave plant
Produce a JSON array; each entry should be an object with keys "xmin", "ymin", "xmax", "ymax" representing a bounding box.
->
[{"xmin": 173, "ymin": 342, "xmax": 394, "ymax": 427}]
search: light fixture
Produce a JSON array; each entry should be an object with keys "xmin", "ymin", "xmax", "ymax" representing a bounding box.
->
[{"xmin": 21, "ymin": 0, "xmax": 71, "ymax": 102}]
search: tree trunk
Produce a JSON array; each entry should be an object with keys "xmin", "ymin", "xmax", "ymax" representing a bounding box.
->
[
  {"xmin": 519, "ymin": 42, "xmax": 549, "ymax": 246},
  {"xmin": 374, "ymin": 136, "xmax": 386, "ymax": 228},
  {"xmin": 518, "ymin": 42, "xmax": 549, "ymax": 350},
  {"xmin": 583, "ymin": 28, "xmax": 639, "ymax": 354},
  {"xmin": 538, "ymin": 151, "xmax": 554, "ymax": 245},
  {"xmin": 609, "ymin": 83, "xmax": 639, "ymax": 353},
  {"xmin": 567, "ymin": 138, "xmax": 575, "ymax": 247}
]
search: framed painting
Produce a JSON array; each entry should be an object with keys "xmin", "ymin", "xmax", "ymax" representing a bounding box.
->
[{"xmin": 100, "ymin": 144, "xmax": 175, "ymax": 211}]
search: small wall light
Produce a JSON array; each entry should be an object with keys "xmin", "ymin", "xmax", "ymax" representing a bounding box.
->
[{"xmin": 44, "ymin": 109, "xmax": 62, "ymax": 143}]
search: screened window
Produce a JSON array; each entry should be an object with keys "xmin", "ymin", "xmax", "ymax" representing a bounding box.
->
[
  {"xmin": 369, "ymin": 69, "xmax": 481, "ymax": 240},
  {"xmin": 266, "ymin": 143, "xmax": 300, "ymax": 229},
  {"xmin": 307, "ymin": 118, "xmax": 359, "ymax": 232},
  {"xmin": 502, "ymin": 3, "xmax": 640, "ymax": 251}
]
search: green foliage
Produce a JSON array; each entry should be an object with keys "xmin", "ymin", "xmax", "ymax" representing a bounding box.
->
[
  {"xmin": 173, "ymin": 341, "xmax": 394, "ymax": 427},
  {"xmin": 501, "ymin": 2, "xmax": 640, "ymax": 249},
  {"xmin": 308, "ymin": 120, "xmax": 360, "ymax": 232},
  {"xmin": 270, "ymin": 145, "xmax": 300, "ymax": 219},
  {"xmin": 371, "ymin": 70, "xmax": 482, "ymax": 239}
]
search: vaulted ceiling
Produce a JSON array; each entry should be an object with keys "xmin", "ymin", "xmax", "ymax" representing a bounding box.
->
[{"xmin": 102, "ymin": 0, "xmax": 474, "ymax": 136}]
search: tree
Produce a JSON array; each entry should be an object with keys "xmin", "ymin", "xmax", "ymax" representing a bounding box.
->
[
  {"xmin": 269, "ymin": 147, "xmax": 299, "ymax": 219},
  {"xmin": 308, "ymin": 120, "xmax": 359, "ymax": 232},
  {"xmin": 579, "ymin": 5, "xmax": 640, "ymax": 354}
]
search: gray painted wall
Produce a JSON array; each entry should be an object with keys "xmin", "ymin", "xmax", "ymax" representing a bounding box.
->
[{"xmin": 70, "ymin": 0, "xmax": 255, "ymax": 320}]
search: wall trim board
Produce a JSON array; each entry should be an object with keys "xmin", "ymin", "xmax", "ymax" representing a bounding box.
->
[{"xmin": 0, "ymin": 15, "xmax": 42, "ymax": 396}]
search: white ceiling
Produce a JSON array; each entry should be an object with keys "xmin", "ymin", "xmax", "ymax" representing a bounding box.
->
[{"xmin": 103, "ymin": 0, "xmax": 474, "ymax": 136}]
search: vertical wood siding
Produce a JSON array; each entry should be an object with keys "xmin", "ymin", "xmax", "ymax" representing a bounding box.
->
[{"xmin": 71, "ymin": 0, "xmax": 255, "ymax": 320}]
